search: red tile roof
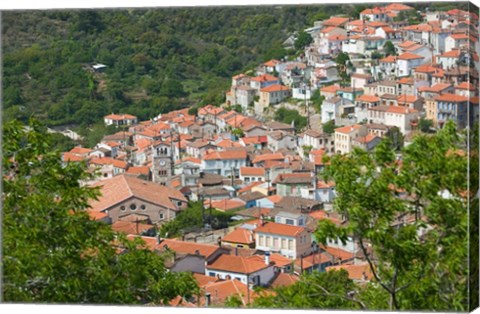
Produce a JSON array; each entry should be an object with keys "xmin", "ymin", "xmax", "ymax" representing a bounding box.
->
[
  {"xmin": 159, "ymin": 238, "xmax": 221, "ymax": 258},
  {"xmin": 240, "ymin": 167, "xmax": 266, "ymax": 176},
  {"xmin": 88, "ymin": 175, "xmax": 187, "ymax": 212},
  {"xmin": 126, "ymin": 166, "xmax": 150, "ymax": 176},
  {"xmin": 104, "ymin": 113, "xmax": 137, "ymax": 120},
  {"xmin": 455, "ymin": 82, "xmax": 476, "ymax": 91},
  {"xmin": 326, "ymin": 263, "xmax": 373, "ymax": 281},
  {"xmin": 356, "ymin": 94, "xmax": 380, "ymax": 102},
  {"xmin": 69, "ymin": 147, "xmax": 94, "ymax": 155},
  {"xmin": 270, "ymin": 273, "xmax": 300, "ymax": 288},
  {"xmin": 397, "ymin": 52, "xmax": 424, "ymax": 60},
  {"xmin": 111, "ymin": 220, "xmax": 154, "ymax": 235},
  {"xmin": 62, "ymin": 152, "xmax": 86, "ymax": 162},
  {"xmin": 386, "ymin": 106, "xmax": 419, "ymax": 114},
  {"xmin": 260, "ymin": 84, "xmax": 291, "ymax": 93},
  {"xmin": 384, "ymin": 3, "xmax": 414, "ymax": 12},
  {"xmin": 203, "ymin": 150, "xmax": 247, "ymax": 161},
  {"xmin": 207, "ymin": 255, "xmax": 271, "ymax": 274},
  {"xmin": 251, "ymin": 153, "xmax": 284, "ymax": 164},
  {"xmin": 434, "ymin": 93, "xmax": 469, "ymax": 102},
  {"xmin": 380, "ymin": 55, "xmax": 397, "ymax": 63},
  {"xmin": 264, "ymin": 59, "xmax": 280, "ymax": 67},
  {"xmin": 222, "ymin": 228, "xmax": 255, "ymax": 245},
  {"xmin": 254, "ymin": 221, "xmax": 306, "ymax": 237},
  {"xmin": 439, "ymin": 49, "xmax": 462, "ymax": 58},
  {"xmin": 320, "ymin": 245, "xmax": 355, "ymax": 261},
  {"xmin": 323, "ymin": 17, "xmax": 349, "ymax": 26},
  {"xmin": 206, "ymin": 199, "xmax": 246, "ymax": 212},
  {"xmin": 335, "ymin": 125, "xmax": 362, "ymax": 134},
  {"xmin": 90, "ymin": 157, "xmax": 128, "ymax": 169},
  {"xmin": 251, "ymin": 74, "xmax": 278, "ymax": 83}
]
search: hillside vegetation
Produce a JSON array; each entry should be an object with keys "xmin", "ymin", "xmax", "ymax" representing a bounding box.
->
[{"xmin": 3, "ymin": 6, "xmax": 360, "ymax": 127}]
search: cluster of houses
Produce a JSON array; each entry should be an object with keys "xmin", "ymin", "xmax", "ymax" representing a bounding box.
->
[{"xmin": 61, "ymin": 3, "xmax": 478, "ymax": 308}]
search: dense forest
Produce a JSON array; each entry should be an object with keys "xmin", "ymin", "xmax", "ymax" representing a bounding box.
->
[{"xmin": 2, "ymin": 3, "xmax": 469, "ymax": 133}]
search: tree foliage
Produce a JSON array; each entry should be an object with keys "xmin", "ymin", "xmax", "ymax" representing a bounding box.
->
[
  {"xmin": 254, "ymin": 270, "xmax": 361, "ymax": 309},
  {"xmin": 274, "ymin": 107, "xmax": 307, "ymax": 132},
  {"xmin": 383, "ymin": 40, "xmax": 397, "ymax": 57},
  {"xmin": 318, "ymin": 121, "xmax": 469, "ymax": 311},
  {"xmin": 294, "ymin": 31, "xmax": 313, "ymax": 51},
  {"xmin": 2, "ymin": 119, "xmax": 198, "ymax": 304},
  {"xmin": 322, "ymin": 120, "xmax": 336, "ymax": 135}
]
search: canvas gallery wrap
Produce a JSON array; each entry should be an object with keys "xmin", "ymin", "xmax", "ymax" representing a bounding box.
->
[{"xmin": 1, "ymin": 1, "xmax": 479, "ymax": 312}]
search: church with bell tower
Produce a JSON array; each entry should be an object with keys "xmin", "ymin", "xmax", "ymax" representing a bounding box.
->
[{"xmin": 152, "ymin": 141, "xmax": 173, "ymax": 185}]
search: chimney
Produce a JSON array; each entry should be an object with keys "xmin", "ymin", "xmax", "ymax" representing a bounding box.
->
[
  {"xmin": 235, "ymin": 247, "xmax": 238, "ymax": 256},
  {"xmin": 205, "ymin": 293, "xmax": 211, "ymax": 307},
  {"xmin": 260, "ymin": 214, "xmax": 265, "ymax": 226},
  {"xmin": 195, "ymin": 249, "xmax": 200, "ymax": 255},
  {"xmin": 264, "ymin": 251, "xmax": 271, "ymax": 265}
]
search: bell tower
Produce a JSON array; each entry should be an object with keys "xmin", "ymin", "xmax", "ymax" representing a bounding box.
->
[{"xmin": 152, "ymin": 142, "xmax": 172, "ymax": 185}]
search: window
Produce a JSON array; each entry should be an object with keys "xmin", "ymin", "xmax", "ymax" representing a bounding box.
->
[
  {"xmin": 209, "ymin": 272, "xmax": 215, "ymax": 277},
  {"xmin": 274, "ymin": 238, "xmax": 279, "ymax": 249},
  {"xmin": 282, "ymin": 239, "xmax": 287, "ymax": 249},
  {"xmin": 285, "ymin": 219, "xmax": 295, "ymax": 225},
  {"xmin": 259, "ymin": 235, "xmax": 265, "ymax": 246},
  {"xmin": 140, "ymin": 205, "xmax": 146, "ymax": 210},
  {"xmin": 266, "ymin": 236, "xmax": 271, "ymax": 247},
  {"xmin": 177, "ymin": 201, "xmax": 183, "ymax": 206},
  {"xmin": 120, "ymin": 206, "xmax": 126, "ymax": 212},
  {"xmin": 288, "ymin": 239, "xmax": 293, "ymax": 250}
]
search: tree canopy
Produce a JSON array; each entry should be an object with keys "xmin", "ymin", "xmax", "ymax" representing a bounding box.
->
[
  {"xmin": 2, "ymin": 119, "xmax": 199, "ymax": 304},
  {"xmin": 317, "ymin": 121, "xmax": 470, "ymax": 311}
]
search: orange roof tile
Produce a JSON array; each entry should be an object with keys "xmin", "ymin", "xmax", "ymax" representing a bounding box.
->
[
  {"xmin": 335, "ymin": 125, "xmax": 362, "ymax": 134},
  {"xmin": 206, "ymin": 199, "xmax": 246, "ymax": 211},
  {"xmin": 270, "ymin": 273, "xmax": 299, "ymax": 288},
  {"xmin": 88, "ymin": 175, "xmax": 187, "ymax": 212},
  {"xmin": 202, "ymin": 279, "xmax": 263, "ymax": 306},
  {"xmin": 62, "ymin": 152, "xmax": 86, "ymax": 162},
  {"xmin": 380, "ymin": 55, "xmax": 397, "ymax": 63},
  {"xmin": 323, "ymin": 17, "xmax": 349, "ymax": 26},
  {"xmin": 240, "ymin": 167, "xmax": 266, "ymax": 176},
  {"xmin": 90, "ymin": 157, "xmax": 128, "ymax": 169},
  {"xmin": 455, "ymin": 82, "xmax": 476, "ymax": 91},
  {"xmin": 320, "ymin": 245, "xmax": 355, "ymax": 261},
  {"xmin": 266, "ymin": 194, "xmax": 283, "ymax": 203},
  {"xmin": 361, "ymin": 7, "xmax": 384, "ymax": 15},
  {"xmin": 193, "ymin": 273, "xmax": 219, "ymax": 287},
  {"xmin": 386, "ymin": 106, "xmax": 419, "ymax": 114},
  {"xmin": 326, "ymin": 263, "xmax": 374, "ymax": 281},
  {"xmin": 238, "ymin": 181, "xmax": 265, "ymax": 194},
  {"xmin": 434, "ymin": 93, "xmax": 469, "ymax": 102},
  {"xmin": 320, "ymin": 84, "xmax": 341, "ymax": 93},
  {"xmin": 251, "ymin": 153, "xmax": 284, "ymax": 164},
  {"xmin": 251, "ymin": 74, "xmax": 278, "ymax": 82},
  {"xmin": 69, "ymin": 147, "xmax": 94, "ymax": 155},
  {"xmin": 356, "ymin": 94, "xmax": 380, "ymax": 102},
  {"xmin": 104, "ymin": 113, "xmax": 137, "ymax": 120},
  {"xmin": 260, "ymin": 84, "xmax": 291, "ymax": 93},
  {"xmin": 439, "ymin": 49, "xmax": 462, "ymax": 58},
  {"xmin": 397, "ymin": 52, "xmax": 424, "ymax": 60},
  {"xmin": 203, "ymin": 150, "xmax": 247, "ymax": 161},
  {"xmin": 111, "ymin": 220, "xmax": 154, "ymax": 235},
  {"xmin": 384, "ymin": 3, "xmax": 414, "ymax": 12},
  {"xmin": 126, "ymin": 166, "xmax": 150, "ymax": 176},
  {"xmin": 207, "ymin": 255, "xmax": 271, "ymax": 274},
  {"xmin": 396, "ymin": 95, "xmax": 420, "ymax": 103},
  {"xmin": 254, "ymin": 221, "xmax": 305, "ymax": 237},
  {"xmin": 159, "ymin": 238, "xmax": 221, "ymax": 258},
  {"xmin": 264, "ymin": 59, "xmax": 280, "ymax": 67},
  {"xmin": 222, "ymin": 228, "xmax": 255, "ymax": 245}
]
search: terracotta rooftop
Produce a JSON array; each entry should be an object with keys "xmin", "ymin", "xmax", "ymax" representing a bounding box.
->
[
  {"xmin": 207, "ymin": 254, "xmax": 271, "ymax": 274},
  {"xmin": 434, "ymin": 93, "xmax": 469, "ymax": 102},
  {"xmin": 203, "ymin": 150, "xmax": 247, "ymax": 161},
  {"xmin": 335, "ymin": 124, "xmax": 362, "ymax": 134},
  {"xmin": 254, "ymin": 221, "xmax": 306, "ymax": 237},
  {"xmin": 222, "ymin": 228, "xmax": 255, "ymax": 245},
  {"xmin": 326, "ymin": 263, "xmax": 374, "ymax": 281},
  {"xmin": 260, "ymin": 84, "xmax": 291, "ymax": 93},
  {"xmin": 397, "ymin": 52, "xmax": 424, "ymax": 60},
  {"xmin": 356, "ymin": 94, "xmax": 380, "ymax": 102},
  {"xmin": 270, "ymin": 273, "xmax": 300, "ymax": 288},
  {"xmin": 104, "ymin": 113, "xmax": 137, "ymax": 120},
  {"xmin": 90, "ymin": 157, "xmax": 128, "ymax": 169},
  {"xmin": 88, "ymin": 175, "xmax": 186, "ymax": 213},
  {"xmin": 111, "ymin": 220, "xmax": 154, "ymax": 235},
  {"xmin": 158, "ymin": 238, "xmax": 220, "ymax": 258}
]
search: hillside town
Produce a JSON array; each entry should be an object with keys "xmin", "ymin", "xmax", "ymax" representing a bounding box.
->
[{"xmin": 59, "ymin": 3, "xmax": 478, "ymax": 307}]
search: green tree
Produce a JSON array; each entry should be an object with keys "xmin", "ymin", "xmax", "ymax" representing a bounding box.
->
[
  {"xmin": 310, "ymin": 89, "xmax": 325, "ymax": 113},
  {"xmin": 322, "ymin": 120, "xmax": 336, "ymax": 135},
  {"xmin": 294, "ymin": 31, "xmax": 313, "ymax": 51},
  {"xmin": 2, "ymin": 119, "xmax": 199, "ymax": 303},
  {"xmin": 318, "ymin": 121, "xmax": 469, "ymax": 311},
  {"xmin": 254, "ymin": 270, "xmax": 362, "ymax": 309},
  {"xmin": 418, "ymin": 118, "xmax": 433, "ymax": 133},
  {"xmin": 274, "ymin": 107, "xmax": 307, "ymax": 132},
  {"xmin": 385, "ymin": 126, "xmax": 404, "ymax": 151},
  {"xmin": 383, "ymin": 40, "xmax": 397, "ymax": 57}
]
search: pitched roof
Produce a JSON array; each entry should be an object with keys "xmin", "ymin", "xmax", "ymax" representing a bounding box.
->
[
  {"xmin": 270, "ymin": 273, "xmax": 300, "ymax": 288},
  {"xmin": 62, "ymin": 152, "xmax": 87, "ymax": 162},
  {"xmin": 88, "ymin": 175, "xmax": 187, "ymax": 212},
  {"xmin": 434, "ymin": 93, "xmax": 469, "ymax": 102},
  {"xmin": 222, "ymin": 228, "xmax": 255, "ymax": 245},
  {"xmin": 202, "ymin": 279, "xmax": 263, "ymax": 306},
  {"xmin": 207, "ymin": 254, "xmax": 271, "ymax": 274},
  {"xmin": 125, "ymin": 166, "xmax": 150, "ymax": 176},
  {"xmin": 69, "ymin": 147, "xmax": 94, "ymax": 155},
  {"xmin": 104, "ymin": 113, "xmax": 137, "ymax": 120},
  {"xmin": 397, "ymin": 52, "xmax": 424, "ymax": 60},
  {"xmin": 111, "ymin": 220, "xmax": 154, "ymax": 235},
  {"xmin": 455, "ymin": 82, "xmax": 476, "ymax": 91},
  {"xmin": 159, "ymin": 239, "xmax": 221, "ymax": 258},
  {"xmin": 320, "ymin": 84, "xmax": 341, "ymax": 93},
  {"xmin": 251, "ymin": 74, "xmax": 279, "ymax": 82},
  {"xmin": 254, "ymin": 221, "xmax": 306, "ymax": 237},
  {"xmin": 90, "ymin": 157, "xmax": 128, "ymax": 169},
  {"xmin": 260, "ymin": 84, "xmax": 291, "ymax": 93},
  {"xmin": 323, "ymin": 17, "xmax": 349, "ymax": 26},
  {"xmin": 396, "ymin": 95, "xmax": 421, "ymax": 103},
  {"xmin": 252, "ymin": 153, "xmax": 284, "ymax": 164},
  {"xmin": 264, "ymin": 59, "xmax": 280, "ymax": 67},
  {"xmin": 240, "ymin": 167, "xmax": 266, "ymax": 176},
  {"xmin": 272, "ymin": 172, "xmax": 312, "ymax": 185},
  {"xmin": 439, "ymin": 49, "xmax": 462, "ymax": 58},
  {"xmin": 355, "ymin": 94, "xmax": 380, "ymax": 102},
  {"xmin": 386, "ymin": 106, "xmax": 419, "ymax": 114},
  {"xmin": 326, "ymin": 263, "xmax": 374, "ymax": 281},
  {"xmin": 320, "ymin": 245, "xmax": 355, "ymax": 261},
  {"xmin": 380, "ymin": 55, "xmax": 397, "ymax": 63},
  {"xmin": 384, "ymin": 3, "xmax": 414, "ymax": 12},
  {"xmin": 203, "ymin": 150, "xmax": 248, "ymax": 160},
  {"xmin": 335, "ymin": 124, "xmax": 362, "ymax": 134},
  {"xmin": 206, "ymin": 199, "xmax": 246, "ymax": 211}
]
